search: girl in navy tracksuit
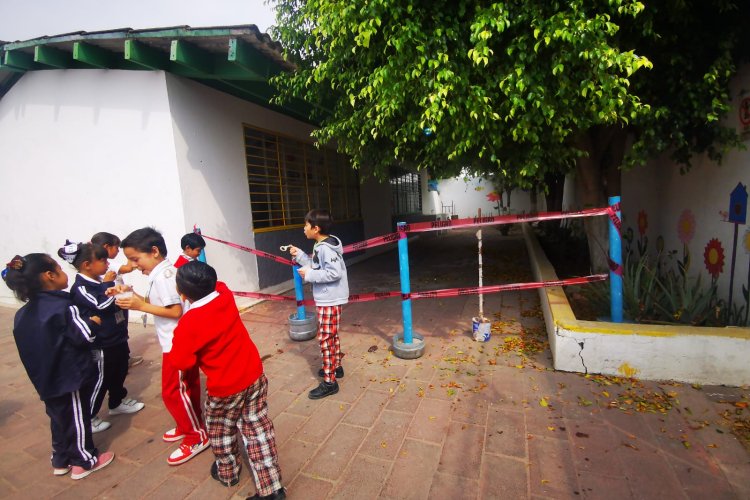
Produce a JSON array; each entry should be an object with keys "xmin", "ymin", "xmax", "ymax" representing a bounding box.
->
[
  {"xmin": 58, "ymin": 242, "xmax": 144, "ymax": 434},
  {"xmin": 2, "ymin": 253, "xmax": 114, "ymax": 479}
]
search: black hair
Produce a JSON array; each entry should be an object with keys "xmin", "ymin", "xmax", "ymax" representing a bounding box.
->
[
  {"xmin": 58, "ymin": 241, "xmax": 108, "ymax": 271},
  {"xmin": 305, "ymin": 209, "xmax": 334, "ymax": 235},
  {"xmin": 91, "ymin": 232, "xmax": 121, "ymax": 247},
  {"xmin": 180, "ymin": 233, "xmax": 206, "ymax": 251},
  {"xmin": 121, "ymin": 227, "xmax": 168, "ymax": 256},
  {"xmin": 2, "ymin": 253, "xmax": 58, "ymax": 302},
  {"xmin": 176, "ymin": 261, "xmax": 217, "ymax": 303}
]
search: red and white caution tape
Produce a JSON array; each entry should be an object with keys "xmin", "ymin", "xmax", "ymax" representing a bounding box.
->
[
  {"xmin": 200, "ymin": 234, "xmax": 294, "ymax": 266},
  {"xmin": 231, "ymin": 274, "xmax": 607, "ymax": 305}
]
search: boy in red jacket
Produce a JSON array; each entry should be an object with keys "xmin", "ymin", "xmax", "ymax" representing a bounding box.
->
[{"xmin": 170, "ymin": 261, "xmax": 284, "ymax": 500}]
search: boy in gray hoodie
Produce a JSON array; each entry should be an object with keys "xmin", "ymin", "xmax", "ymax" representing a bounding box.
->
[{"xmin": 288, "ymin": 209, "xmax": 349, "ymax": 399}]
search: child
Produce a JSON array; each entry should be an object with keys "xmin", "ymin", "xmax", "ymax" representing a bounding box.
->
[
  {"xmin": 59, "ymin": 241, "xmax": 145, "ymax": 435},
  {"xmin": 91, "ymin": 232, "xmax": 142, "ymax": 368},
  {"xmin": 115, "ymin": 227, "xmax": 208, "ymax": 465},
  {"xmin": 170, "ymin": 261, "xmax": 285, "ymax": 499},
  {"xmin": 2, "ymin": 253, "xmax": 114, "ymax": 480},
  {"xmin": 287, "ymin": 209, "xmax": 349, "ymax": 400},
  {"xmin": 174, "ymin": 232, "xmax": 206, "ymax": 268}
]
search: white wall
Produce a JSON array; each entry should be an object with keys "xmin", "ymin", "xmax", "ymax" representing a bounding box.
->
[
  {"xmin": 428, "ymin": 175, "xmax": 535, "ymax": 218},
  {"xmin": 0, "ymin": 69, "xmax": 182, "ymax": 305},
  {"xmin": 622, "ymin": 65, "xmax": 750, "ymax": 310},
  {"xmin": 164, "ymin": 75, "xmax": 319, "ymax": 297}
]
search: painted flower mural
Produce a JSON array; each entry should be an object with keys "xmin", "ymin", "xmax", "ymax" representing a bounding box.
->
[
  {"xmin": 486, "ymin": 191, "xmax": 501, "ymax": 203},
  {"xmin": 703, "ymin": 238, "xmax": 725, "ymax": 279},
  {"xmin": 677, "ymin": 209, "xmax": 696, "ymax": 244},
  {"xmin": 636, "ymin": 210, "xmax": 648, "ymax": 256},
  {"xmin": 637, "ymin": 210, "xmax": 648, "ymax": 236}
]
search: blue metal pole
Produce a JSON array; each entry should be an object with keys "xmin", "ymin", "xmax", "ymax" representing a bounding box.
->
[
  {"xmin": 194, "ymin": 226, "xmax": 207, "ymax": 263},
  {"xmin": 608, "ymin": 196, "xmax": 623, "ymax": 323},
  {"xmin": 292, "ymin": 265, "xmax": 307, "ymax": 320},
  {"xmin": 397, "ymin": 222, "xmax": 413, "ymax": 344}
]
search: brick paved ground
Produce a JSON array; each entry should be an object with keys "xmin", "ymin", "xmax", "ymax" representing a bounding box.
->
[{"xmin": 0, "ymin": 228, "xmax": 749, "ymax": 499}]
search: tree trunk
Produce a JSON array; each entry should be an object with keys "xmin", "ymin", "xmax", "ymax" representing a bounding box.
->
[{"xmin": 573, "ymin": 126, "xmax": 627, "ymax": 274}]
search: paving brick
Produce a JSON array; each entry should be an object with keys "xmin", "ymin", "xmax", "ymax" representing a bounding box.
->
[
  {"xmin": 618, "ymin": 447, "xmax": 685, "ymax": 499},
  {"xmin": 568, "ymin": 423, "xmax": 624, "ymax": 475},
  {"xmin": 267, "ymin": 390, "xmax": 298, "ymax": 420},
  {"xmin": 343, "ymin": 389, "xmax": 390, "ymax": 428},
  {"xmin": 292, "ymin": 399, "xmax": 350, "ymax": 444},
  {"xmin": 407, "ymin": 398, "xmax": 452, "ymax": 444},
  {"xmin": 485, "ymin": 405, "xmax": 527, "ymax": 459},
  {"xmin": 528, "ymin": 435, "xmax": 580, "ymax": 498},
  {"xmin": 437, "ymin": 422, "xmax": 485, "ymax": 479},
  {"xmin": 277, "ymin": 438, "xmax": 317, "ymax": 484},
  {"xmin": 578, "ymin": 472, "xmax": 632, "ymax": 499},
  {"xmin": 450, "ymin": 391, "xmax": 490, "ymax": 426},
  {"xmin": 272, "ymin": 412, "xmax": 307, "ymax": 446},
  {"xmin": 329, "ymin": 454, "xmax": 391, "ymax": 500},
  {"xmin": 480, "ymin": 454, "xmax": 527, "ymax": 499},
  {"xmin": 670, "ymin": 460, "xmax": 736, "ymax": 500},
  {"xmin": 380, "ymin": 439, "xmax": 441, "ymax": 500},
  {"xmin": 304, "ymin": 423, "xmax": 368, "ymax": 480},
  {"xmin": 135, "ymin": 475, "xmax": 198, "ymax": 499},
  {"xmin": 427, "ymin": 471, "xmax": 479, "ymax": 500},
  {"xmin": 286, "ymin": 474, "xmax": 333, "ymax": 500},
  {"xmin": 386, "ymin": 378, "xmax": 426, "ymax": 414},
  {"xmin": 359, "ymin": 410, "xmax": 413, "ymax": 461}
]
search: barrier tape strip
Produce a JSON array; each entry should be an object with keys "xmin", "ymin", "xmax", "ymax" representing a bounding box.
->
[
  {"xmin": 200, "ymin": 234, "xmax": 294, "ymax": 266},
  {"xmin": 342, "ymin": 232, "xmax": 402, "ymax": 253},
  {"xmin": 199, "ymin": 204, "xmax": 622, "ymax": 267},
  {"xmin": 400, "ymin": 207, "xmax": 612, "ymax": 234},
  {"xmin": 231, "ymin": 274, "xmax": 607, "ymax": 305}
]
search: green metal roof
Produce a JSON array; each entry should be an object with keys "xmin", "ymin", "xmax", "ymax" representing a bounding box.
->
[{"xmin": 0, "ymin": 25, "xmax": 316, "ymax": 123}]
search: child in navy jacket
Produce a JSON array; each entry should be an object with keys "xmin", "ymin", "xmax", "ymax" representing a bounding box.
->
[
  {"xmin": 59, "ymin": 242, "xmax": 144, "ymax": 434},
  {"xmin": 2, "ymin": 253, "xmax": 114, "ymax": 480}
]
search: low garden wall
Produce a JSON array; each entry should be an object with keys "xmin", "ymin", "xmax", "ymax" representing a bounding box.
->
[{"xmin": 522, "ymin": 223, "xmax": 750, "ymax": 386}]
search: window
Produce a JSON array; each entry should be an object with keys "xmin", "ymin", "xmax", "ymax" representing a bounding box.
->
[
  {"xmin": 390, "ymin": 171, "xmax": 422, "ymax": 215},
  {"xmin": 244, "ymin": 126, "xmax": 361, "ymax": 231}
]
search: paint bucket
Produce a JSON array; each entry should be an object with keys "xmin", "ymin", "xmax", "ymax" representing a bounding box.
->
[{"xmin": 472, "ymin": 316, "xmax": 491, "ymax": 342}]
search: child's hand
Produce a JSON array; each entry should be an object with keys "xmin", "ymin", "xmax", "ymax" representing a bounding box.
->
[
  {"xmin": 287, "ymin": 245, "xmax": 300, "ymax": 257},
  {"xmin": 103, "ymin": 270, "xmax": 117, "ymax": 282},
  {"xmin": 90, "ymin": 316, "xmax": 102, "ymax": 325},
  {"xmin": 116, "ymin": 294, "xmax": 144, "ymax": 311},
  {"xmin": 105, "ymin": 284, "xmax": 132, "ymax": 296},
  {"xmin": 119, "ymin": 262, "xmax": 135, "ymax": 274},
  {"xmin": 297, "ymin": 266, "xmax": 309, "ymax": 279}
]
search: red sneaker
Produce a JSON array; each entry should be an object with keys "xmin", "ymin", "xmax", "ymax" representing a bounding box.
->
[
  {"xmin": 162, "ymin": 427, "xmax": 186, "ymax": 442},
  {"xmin": 70, "ymin": 451, "xmax": 115, "ymax": 480},
  {"xmin": 167, "ymin": 439, "xmax": 209, "ymax": 466}
]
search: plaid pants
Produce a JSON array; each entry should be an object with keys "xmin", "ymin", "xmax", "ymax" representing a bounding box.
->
[
  {"xmin": 205, "ymin": 374, "xmax": 282, "ymax": 495},
  {"xmin": 317, "ymin": 305, "xmax": 343, "ymax": 383}
]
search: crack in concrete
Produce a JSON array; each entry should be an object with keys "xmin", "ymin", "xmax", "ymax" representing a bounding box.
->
[{"xmin": 577, "ymin": 340, "xmax": 588, "ymax": 374}]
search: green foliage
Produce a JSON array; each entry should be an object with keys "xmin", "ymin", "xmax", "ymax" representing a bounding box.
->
[
  {"xmin": 269, "ymin": 0, "xmax": 749, "ymax": 187},
  {"xmin": 579, "ymin": 250, "xmax": 723, "ymax": 326}
]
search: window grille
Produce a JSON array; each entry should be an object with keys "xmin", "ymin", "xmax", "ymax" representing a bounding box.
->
[
  {"xmin": 390, "ymin": 172, "xmax": 422, "ymax": 215},
  {"xmin": 244, "ymin": 126, "xmax": 361, "ymax": 231}
]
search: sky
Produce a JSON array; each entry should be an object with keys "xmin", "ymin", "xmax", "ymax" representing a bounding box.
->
[{"xmin": 0, "ymin": 0, "xmax": 276, "ymax": 42}]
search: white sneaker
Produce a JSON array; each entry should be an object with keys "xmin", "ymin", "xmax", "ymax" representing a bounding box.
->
[
  {"xmin": 109, "ymin": 398, "xmax": 145, "ymax": 415},
  {"xmin": 91, "ymin": 416, "xmax": 111, "ymax": 434}
]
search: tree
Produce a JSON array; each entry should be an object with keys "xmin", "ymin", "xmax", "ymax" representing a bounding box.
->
[{"xmin": 270, "ymin": 0, "xmax": 749, "ymax": 271}]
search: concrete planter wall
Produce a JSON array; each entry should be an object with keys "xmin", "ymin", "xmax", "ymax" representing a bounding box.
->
[{"xmin": 523, "ymin": 224, "xmax": 750, "ymax": 386}]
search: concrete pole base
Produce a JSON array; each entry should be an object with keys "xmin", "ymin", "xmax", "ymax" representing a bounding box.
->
[
  {"xmin": 288, "ymin": 312, "xmax": 317, "ymax": 341},
  {"xmin": 392, "ymin": 332, "xmax": 425, "ymax": 359}
]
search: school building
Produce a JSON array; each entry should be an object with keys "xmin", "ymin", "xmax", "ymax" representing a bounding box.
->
[{"xmin": 0, "ymin": 25, "xmax": 412, "ymax": 306}]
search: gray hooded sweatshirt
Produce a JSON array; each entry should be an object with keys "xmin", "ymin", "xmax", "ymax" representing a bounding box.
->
[{"xmin": 294, "ymin": 235, "xmax": 349, "ymax": 306}]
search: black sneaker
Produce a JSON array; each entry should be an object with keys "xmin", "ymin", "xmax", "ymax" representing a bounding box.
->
[
  {"xmin": 317, "ymin": 366, "xmax": 344, "ymax": 378},
  {"xmin": 246, "ymin": 488, "xmax": 286, "ymax": 500},
  {"xmin": 308, "ymin": 381, "xmax": 339, "ymax": 400},
  {"xmin": 211, "ymin": 461, "xmax": 239, "ymax": 487}
]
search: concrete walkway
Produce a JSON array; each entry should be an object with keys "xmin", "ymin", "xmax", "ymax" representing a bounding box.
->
[{"xmin": 1, "ymin": 228, "xmax": 749, "ymax": 499}]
